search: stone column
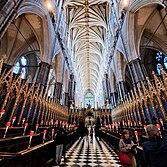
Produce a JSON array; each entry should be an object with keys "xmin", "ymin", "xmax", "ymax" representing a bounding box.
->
[
  {"xmin": 105, "ymin": 74, "xmax": 110, "ymax": 99},
  {"xmin": 69, "ymin": 74, "xmax": 75, "ymax": 102},
  {"xmin": 36, "ymin": 61, "xmax": 50, "ymax": 86},
  {"xmin": 65, "ymin": 92, "xmax": 69, "ymax": 107},
  {"xmin": 110, "ymin": 92, "xmax": 117, "ymax": 109},
  {"xmin": 129, "ymin": 58, "xmax": 147, "ymax": 84},
  {"xmin": 54, "ymin": 82, "xmax": 62, "ymax": 103},
  {"xmin": 116, "ymin": 81, "xmax": 126, "ymax": 103}
]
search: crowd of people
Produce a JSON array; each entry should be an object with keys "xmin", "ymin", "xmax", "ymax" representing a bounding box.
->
[
  {"xmin": 41, "ymin": 120, "xmax": 167, "ymax": 167},
  {"xmin": 118, "ymin": 122, "xmax": 167, "ymax": 167}
]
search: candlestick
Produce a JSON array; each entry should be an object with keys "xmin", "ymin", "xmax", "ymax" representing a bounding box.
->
[
  {"xmin": 11, "ymin": 116, "xmax": 16, "ymax": 126},
  {"xmin": 134, "ymin": 130, "xmax": 139, "ymax": 145},
  {"xmin": 52, "ymin": 129, "xmax": 54, "ymax": 140},
  {"xmin": 35, "ymin": 124, "xmax": 39, "ymax": 133},
  {"xmin": 22, "ymin": 118, "xmax": 25, "ymax": 127},
  {"xmin": 0, "ymin": 109, "xmax": 5, "ymax": 120},
  {"xmin": 3, "ymin": 122, "xmax": 10, "ymax": 138},
  {"xmin": 144, "ymin": 125, "xmax": 148, "ymax": 136},
  {"xmin": 40, "ymin": 120, "xmax": 43, "ymax": 126},
  {"xmin": 159, "ymin": 118, "xmax": 164, "ymax": 129},
  {"xmin": 122, "ymin": 120, "xmax": 125, "ymax": 127},
  {"xmin": 156, "ymin": 124, "xmax": 162, "ymax": 138},
  {"xmin": 28, "ymin": 131, "xmax": 34, "ymax": 149},
  {"xmin": 23, "ymin": 123, "xmax": 28, "ymax": 136},
  {"xmin": 112, "ymin": 123, "xmax": 114, "ymax": 131},
  {"xmin": 43, "ymin": 130, "xmax": 47, "ymax": 143},
  {"xmin": 138, "ymin": 121, "xmax": 141, "ymax": 127}
]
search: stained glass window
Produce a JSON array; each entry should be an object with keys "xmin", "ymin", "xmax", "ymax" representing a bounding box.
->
[
  {"xmin": 164, "ymin": 57, "xmax": 167, "ymax": 69},
  {"xmin": 157, "ymin": 63, "xmax": 162, "ymax": 75},
  {"xmin": 21, "ymin": 56, "xmax": 27, "ymax": 66},
  {"xmin": 156, "ymin": 51, "xmax": 162, "ymax": 61},
  {"xmin": 13, "ymin": 62, "xmax": 20, "ymax": 74},
  {"xmin": 155, "ymin": 51, "xmax": 167, "ymax": 75},
  {"xmin": 13, "ymin": 56, "xmax": 28, "ymax": 79},
  {"xmin": 85, "ymin": 92, "xmax": 94, "ymax": 108}
]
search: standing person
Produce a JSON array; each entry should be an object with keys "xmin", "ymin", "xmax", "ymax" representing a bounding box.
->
[
  {"xmin": 84, "ymin": 126, "xmax": 88, "ymax": 140},
  {"xmin": 54, "ymin": 127, "xmax": 66, "ymax": 165},
  {"xmin": 119, "ymin": 129, "xmax": 137, "ymax": 167},
  {"xmin": 90, "ymin": 127, "xmax": 93, "ymax": 143},
  {"xmin": 143, "ymin": 123, "xmax": 167, "ymax": 167}
]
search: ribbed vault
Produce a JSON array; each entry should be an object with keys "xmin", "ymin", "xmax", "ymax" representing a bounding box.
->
[{"xmin": 64, "ymin": 0, "xmax": 111, "ymax": 95}]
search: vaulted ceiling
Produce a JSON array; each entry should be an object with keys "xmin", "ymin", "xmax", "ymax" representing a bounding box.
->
[{"xmin": 63, "ymin": 0, "xmax": 111, "ymax": 95}]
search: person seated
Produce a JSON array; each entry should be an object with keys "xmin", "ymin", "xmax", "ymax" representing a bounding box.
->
[
  {"xmin": 119, "ymin": 129, "xmax": 137, "ymax": 167},
  {"xmin": 143, "ymin": 123, "xmax": 167, "ymax": 167}
]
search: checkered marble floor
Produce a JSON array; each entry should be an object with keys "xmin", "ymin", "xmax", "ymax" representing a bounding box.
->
[{"xmin": 53, "ymin": 135, "xmax": 122, "ymax": 167}]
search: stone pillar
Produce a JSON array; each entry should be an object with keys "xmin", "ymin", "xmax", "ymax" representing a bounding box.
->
[
  {"xmin": 105, "ymin": 74, "xmax": 110, "ymax": 99},
  {"xmin": 36, "ymin": 61, "xmax": 50, "ymax": 86},
  {"xmin": 65, "ymin": 92, "xmax": 69, "ymax": 106},
  {"xmin": 54, "ymin": 82, "xmax": 62, "ymax": 103},
  {"xmin": 68, "ymin": 74, "xmax": 75, "ymax": 108},
  {"xmin": 116, "ymin": 81, "xmax": 126, "ymax": 103},
  {"xmin": 110, "ymin": 92, "xmax": 117, "ymax": 109},
  {"xmin": 73, "ymin": 81, "xmax": 76, "ymax": 104},
  {"xmin": 129, "ymin": 58, "xmax": 147, "ymax": 84},
  {"xmin": 69, "ymin": 74, "xmax": 75, "ymax": 100}
]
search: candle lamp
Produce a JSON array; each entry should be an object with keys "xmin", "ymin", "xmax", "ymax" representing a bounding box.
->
[
  {"xmin": 144, "ymin": 125, "xmax": 148, "ymax": 136},
  {"xmin": 23, "ymin": 122, "xmax": 28, "ymax": 136},
  {"xmin": 52, "ymin": 129, "xmax": 54, "ymax": 140},
  {"xmin": 156, "ymin": 124, "xmax": 162, "ymax": 138},
  {"xmin": 11, "ymin": 116, "xmax": 16, "ymax": 126},
  {"xmin": 122, "ymin": 120, "xmax": 125, "ymax": 127},
  {"xmin": 3, "ymin": 121, "xmax": 10, "ymax": 138},
  {"xmin": 35, "ymin": 123, "xmax": 39, "ymax": 133},
  {"xmin": 159, "ymin": 118, "xmax": 164, "ymax": 129},
  {"xmin": 138, "ymin": 121, "xmax": 141, "ymax": 128},
  {"xmin": 134, "ymin": 130, "xmax": 139, "ymax": 145},
  {"xmin": 22, "ymin": 118, "xmax": 25, "ymax": 127},
  {"xmin": 28, "ymin": 131, "xmax": 34, "ymax": 149},
  {"xmin": 43, "ymin": 130, "xmax": 47, "ymax": 143},
  {"xmin": 0, "ymin": 109, "xmax": 5, "ymax": 120},
  {"xmin": 40, "ymin": 119, "xmax": 43, "ymax": 126}
]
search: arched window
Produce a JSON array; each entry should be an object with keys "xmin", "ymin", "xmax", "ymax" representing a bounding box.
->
[
  {"xmin": 84, "ymin": 92, "xmax": 94, "ymax": 108},
  {"xmin": 157, "ymin": 63, "xmax": 162, "ymax": 75},
  {"xmin": 13, "ymin": 56, "xmax": 28, "ymax": 79},
  {"xmin": 155, "ymin": 51, "xmax": 167, "ymax": 75},
  {"xmin": 164, "ymin": 57, "xmax": 167, "ymax": 69}
]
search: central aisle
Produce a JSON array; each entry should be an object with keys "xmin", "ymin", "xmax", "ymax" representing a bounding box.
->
[{"xmin": 54, "ymin": 135, "xmax": 122, "ymax": 167}]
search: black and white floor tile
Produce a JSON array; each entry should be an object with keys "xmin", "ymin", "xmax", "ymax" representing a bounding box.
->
[{"xmin": 53, "ymin": 135, "xmax": 122, "ymax": 167}]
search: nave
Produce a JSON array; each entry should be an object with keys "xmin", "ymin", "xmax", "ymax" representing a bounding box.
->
[{"xmin": 54, "ymin": 136, "xmax": 121, "ymax": 167}]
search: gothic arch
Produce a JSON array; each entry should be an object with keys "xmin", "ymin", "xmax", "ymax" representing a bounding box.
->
[
  {"xmin": 129, "ymin": 0, "xmax": 164, "ymax": 13},
  {"xmin": 16, "ymin": 1, "xmax": 53, "ymax": 63},
  {"xmin": 1, "ymin": 13, "xmax": 42, "ymax": 69},
  {"xmin": 126, "ymin": 1, "xmax": 166, "ymax": 62}
]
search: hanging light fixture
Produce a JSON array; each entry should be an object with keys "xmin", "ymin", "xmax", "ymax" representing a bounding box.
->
[
  {"xmin": 121, "ymin": 0, "xmax": 129, "ymax": 10},
  {"xmin": 45, "ymin": 0, "xmax": 53, "ymax": 11}
]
